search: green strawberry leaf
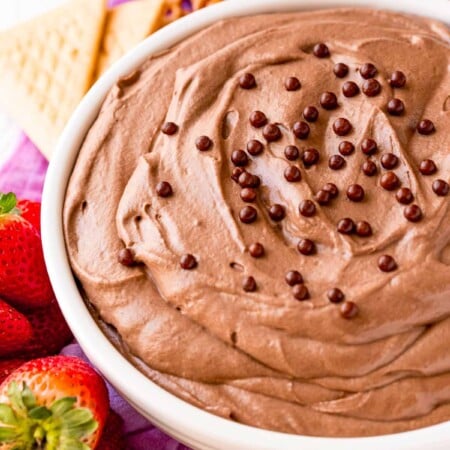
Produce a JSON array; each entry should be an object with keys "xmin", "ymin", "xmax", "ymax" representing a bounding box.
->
[
  {"xmin": 7, "ymin": 382, "xmax": 27, "ymax": 417},
  {"xmin": 21, "ymin": 384, "xmax": 37, "ymax": 411},
  {"xmin": 0, "ymin": 192, "xmax": 18, "ymax": 215},
  {"xmin": 29, "ymin": 406, "xmax": 52, "ymax": 421},
  {"xmin": 51, "ymin": 397, "xmax": 77, "ymax": 417},
  {"xmin": 0, "ymin": 426, "xmax": 19, "ymax": 441},
  {"xmin": 0, "ymin": 404, "xmax": 17, "ymax": 425}
]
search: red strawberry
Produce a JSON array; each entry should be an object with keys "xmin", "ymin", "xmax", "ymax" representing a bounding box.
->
[
  {"xmin": 0, "ymin": 359, "xmax": 25, "ymax": 384},
  {"xmin": 0, "ymin": 298, "xmax": 32, "ymax": 357},
  {"xmin": 0, "ymin": 356, "xmax": 110, "ymax": 449},
  {"xmin": 97, "ymin": 410, "xmax": 126, "ymax": 450},
  {"xmin": 15, "ymin": 299, "xmax": 73, "ymax": 359},
  {"xmin": 17, "ymin": 199, "xmax": 41, "ymax": 234},
  {"xmin": 0, "ymin": 192, "xmax": 54, "ymax": 310}
]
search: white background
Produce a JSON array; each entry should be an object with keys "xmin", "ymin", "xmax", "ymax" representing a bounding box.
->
[{"xmin": 0, "ymin": 0, "xmax": 64, "ymax": 165}]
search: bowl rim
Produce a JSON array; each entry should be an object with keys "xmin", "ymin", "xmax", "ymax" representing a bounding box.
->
[{"xmin": 42, "ymin": 1, "xmax": 450, "ymax": 449}]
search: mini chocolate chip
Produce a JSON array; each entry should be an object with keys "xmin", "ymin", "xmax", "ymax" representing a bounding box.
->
[
  {"xmin": 180, "ymin": 254, "xmax": 197, "ymax": 270},
  {"xmin": 243, "ymin": 276, "xmax": 257, "ymax": 292},
  {"xmin": 340, "ymin": 301, "xmax": 358, "ymax": 319},
  {"xmin": 360, "ymin": 63, "xmax": 377, "ymax": 79},
  {"xmin": 298, "ymin": 238, "xmax": 316, "ymax": 255},
  {"xmin": 356, "ymin": 221, "xmax": 372, "ymax": 237},
  {"xmin": 284, "ymin": 145, "xmax": 300, "ymax": 161},
  {"xmin": 249, "ymin": 111, "xmax": 268, "ymax": 128},
  {"xmin": 299, "ymin": 200, "xmax": 316, "ymax": 217},
  {"xmin": 329, "ymin": 154, "xmax": 346, "ymax": 170},
  {"xmin": 240, "ymin": 188, "xmax": 257, "ymax": 203},
  {"xmin": 333, "ymin": 118, "xmax": 352, "ymax": 136},
  {"xmin": 247, "ymin": 139, "xmax": 264, "ymax": 156},
  {"xmin": 239, "ymin": 73, "xmax": 256, "ymax": 89},
  {"xmin": 231, "ymin": 167, "xmax": 246, "ymax": 183},
  {"xmin": 404, "ymin": 204, "xmax": 423, "ymax": 222},
  {"xmin": 313, "ymin": 43, "xmax": 330, "ymax": 58},
  {"xmin": 387, "ymin": 98, "xmax": 405, "ymax": 116},
  {"xmin": 293, "ymin": 121, "xmax": 310, "ymax": 139},
  {"xmin": 284, "ymin": 166, "xmax": 302, "ymax": 182},
  {"xmin": 362, "ymin": 160, "xmax": 377, "ymax": 176},
  {"xmin": 419, "ymin": 159, "xmax": 437, "ymax": 175},
  {"xmin": 285, "ymin": 270, "xmax": 303, "ymax": 286},
  {"xmin": 239, "ymin": 206, "xmax": 258, "ymax": 224},
  {"xmin": 293, "ymin": 284, "xmax": 310, "ymax": 300},
  {"xmin": 323, "ymin": 183, "xmax": 339, "ymax": 198},
  {"xmin": 337, "ymin": 218, "xmax": 355, "ymax": 234},
  {"xmin": 231, "ymin": 149, "xmax": 249, "ymax": 167},
  {"xmin": 339, "ymin": 141, "xmax": 355, "ymax": 156},
  {"xmin": 396, "ymin": 188, "xmax": 414, "ymax": 204},
  {"xmin": 362, "ymin": 78, "xmax": 381, "ymax": 97},
  {"xmin": 417, "ymin": 119, "xmax": 435, "ymax": 135},
  {"xmin": 303, "ymin": 106, "xmax": 319, "ymax": 122},
  {"xmin": 380, "ymin": 172, "xmax": 400, "ymax": 191},
  {"xmin": 118, "ymin": 248, "xmax": 136, "ymax": 267},
  {"xmin": 238, "ymin": 172, "xmax": 260, "ymax": 188},
  {"xmin": 285, "ymin": 77, "xmax": 301, "ymax": 91},
  {"xmin": 361, "ymin": 138, "xmax": 377, "ymax": 155},
  {"xmin": 432, "ymin": 179, "xmax": 449, "ymax": 196},
  {"xmin": 161, "ymin": 122, "xmax": 178, "ymax": 135},
  {"xmin": 320, "ymin": 92, "xmax": 338, "ymax": 110},
  {"xmin": 389, "ymin": 71, "xmax": 406, "ymax": 88},
  {"xmin": 263, "ymin": 124, "xmax": 282, "ymax": 142},
  {"xmin": 196, "ymin": 135, "xmax": 212, "ymax": 151},
  {"xmin": 268, "ymin": 204, "xmax": 286, "ymax": 221},
  {"xmin": 327, "ymin": 288, "xmax": 345, "ymax": 303},
  {"xmin": 315, "ymin": 190, "xmax": 331, "ymax": 205},
  {"xmin": 156, "ymin": 181, "xmax": 173, "ymax": 198},
  {"xmin": 347, "ymin": 184, "xmax": 365, "ymax": 202},
  {"xmin": 342, "ymin": 81, "xmax": 360, "ymax": 97},
  {"xmin": 302, "ymin": 148, "xmax": 320, "ymax": 166},
  {"xmin": 249, "ymin": 242, "xmax": 265, "ymax": 258},
  {"xmin": 381, "ymin": 153, "xmax": 399, "ymax": 170},
  {"xmin": 378, "ymin": 255, "xmax": 397, "ymax": 272},
  {"xmin": 334, "ymin": 62, "xmax": 349, "ymax": 78}
]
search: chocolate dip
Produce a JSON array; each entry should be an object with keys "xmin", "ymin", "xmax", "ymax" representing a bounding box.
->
[{"xmin": 64, "ymin": 8, "xmax": 450, "ymax": 437}]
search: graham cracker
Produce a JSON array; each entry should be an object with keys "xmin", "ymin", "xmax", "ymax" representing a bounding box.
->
[
  {"xmin": 0, "ymin": 0, "xmax": 107, "ymax": 159},
  {"xmin": 96, "ymin": 0, "xmax": 165, "ymax": 78}
]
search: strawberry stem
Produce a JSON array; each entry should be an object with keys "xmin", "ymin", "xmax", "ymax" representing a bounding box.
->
[
  {"xmin": 0, "ymin": 192, "xmax": 19, "ymax": 215},
  {"xmin": 0, "ymin": 382, "xmax": 98, "ymax": 450}
]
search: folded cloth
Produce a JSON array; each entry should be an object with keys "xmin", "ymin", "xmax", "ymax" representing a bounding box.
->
[{"xmin": 0, "ymin": 134, "xmax": 191, "ymax": 450}]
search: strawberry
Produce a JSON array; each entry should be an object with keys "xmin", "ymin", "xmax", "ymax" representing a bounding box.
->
[
  {"xmin": 0, "ymin": 192, "xmax": 54, "ymax": 310},
  {"xmin": 0, "ymin": 359, "xmax": 25, "ymax": 384},
  {"xmin": 17, "ymin": 199, "xmax": 41, "ymax": 234},
  {"xmin": 96, "ymin": 410, "xmax": 126, "ymax": 450},
  {"xmin": 0, "ymin": 298, "xmax": 32, "ymax": 357},
  {"xmin": 0, "ymin": 356, "xmax": 110, "ymax": 449},
  {"xmin": 15, "ymin": 299, "xmax": 73, "ymax": 359}
]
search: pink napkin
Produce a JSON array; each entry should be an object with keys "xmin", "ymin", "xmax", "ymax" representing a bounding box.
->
[{"xmin": 0, "ymin": 134, "xmax": 191, "ymax": 450}]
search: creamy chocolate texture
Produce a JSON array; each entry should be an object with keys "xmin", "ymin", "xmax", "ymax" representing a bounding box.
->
[{"xmin": 64, "ymin": 9, "xmax": 450, "ymax": 437}]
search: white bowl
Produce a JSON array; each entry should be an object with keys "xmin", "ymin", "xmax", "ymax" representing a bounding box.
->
[{"xmin": 42, "ymin": 1, "xmax": 450, "ymax": 449}]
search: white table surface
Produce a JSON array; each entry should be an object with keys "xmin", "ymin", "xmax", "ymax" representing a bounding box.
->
[{"xmin": 0, "ymin": 0, "xmax": 64, "ymax": 165}]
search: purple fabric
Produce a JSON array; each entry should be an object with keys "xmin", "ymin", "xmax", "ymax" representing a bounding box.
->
[
  {"xmin": 0, "ymin": 135, "xmax": 48, "ymax": 201},
  {"xmin": 0, "ymin": 135, "xmax": 191, "ymax": 450}
]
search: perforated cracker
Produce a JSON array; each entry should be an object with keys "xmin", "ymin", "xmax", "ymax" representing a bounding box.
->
[
  {"xmin": 96, "ymin": 0, "xmax": 165, "ymax": 78},
  {"xmin": 0, "ymin": 0, "xmax": 107, "ymax": 159}
]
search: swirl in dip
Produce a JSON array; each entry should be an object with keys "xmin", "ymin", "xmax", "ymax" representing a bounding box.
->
[{"xmin": 64, "ymin": 8, "xmax": 450, "ymax": 437}]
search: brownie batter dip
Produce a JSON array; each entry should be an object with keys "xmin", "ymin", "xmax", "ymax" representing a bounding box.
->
[{"xmin": 64, "ymin": 9, "xmax": 450, "ymax": 437}]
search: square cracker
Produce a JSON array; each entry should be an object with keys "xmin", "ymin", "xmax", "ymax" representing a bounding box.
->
[
  {"xmin": 96, "ymin": 0, "xmax": 165, "ymax": 78},
  {"xmin": 0, "ymin": 0, "xmax": 107, "ymax": 159}
]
